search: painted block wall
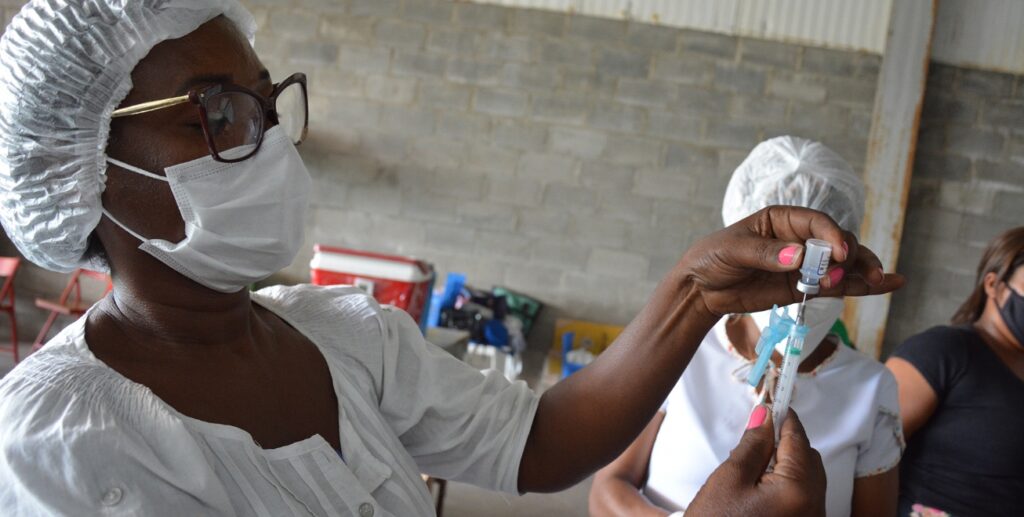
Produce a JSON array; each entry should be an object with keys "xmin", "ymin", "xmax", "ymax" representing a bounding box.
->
[{"xmin": 2, "ymin": 1, "xmax": 1016, "ymax": 353}]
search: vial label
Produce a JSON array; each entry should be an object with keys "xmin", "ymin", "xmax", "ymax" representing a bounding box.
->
[{"xmin": 814, "ymin": 251, "xmax": 829, "ymax": 276}]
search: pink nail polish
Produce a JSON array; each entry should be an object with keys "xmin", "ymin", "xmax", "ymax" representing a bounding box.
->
[
  {"xmin": 747, "ymin": 405, "xmax": 767, "ymax": 430},
  {"xmin": 827, "ymin": 267, "xmax": 845, "ymax": 288},
  {"xmin": 778, "ymin": 246, "xmax": 798, "ymax": 266}
]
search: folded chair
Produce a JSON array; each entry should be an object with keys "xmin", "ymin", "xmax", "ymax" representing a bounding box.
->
[{"xmin": 0, "ymin": 257, "xmax": 21, "ymax": 363}]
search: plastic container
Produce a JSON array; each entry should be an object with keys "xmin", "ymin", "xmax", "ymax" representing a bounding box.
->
[
  {"xmin": 561, "ymin": 332, "xmax": 590, "ymax": 378},
  {"xmin": 310, "ymin": 244, "xmax": 435, "ymax": 328}
]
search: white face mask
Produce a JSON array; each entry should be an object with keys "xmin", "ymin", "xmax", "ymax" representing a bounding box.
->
[
  {"xmin": 749, "ymin": 297, "xmax": 845, "ymax": 360},
  {"xmin": 103, "ymin": 126, "xmax": 312, "ymax": 293}
]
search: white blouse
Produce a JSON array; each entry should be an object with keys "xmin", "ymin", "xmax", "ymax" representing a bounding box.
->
[
  {"xmin": 644, "ymin": 321, "xmax": 903, "ymax": 517},
  {"xmin": 0, "ymin": 284, "xmax": 539, "ymax": 516}
]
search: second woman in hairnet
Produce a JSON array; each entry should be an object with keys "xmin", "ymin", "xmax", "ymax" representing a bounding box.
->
[{"xmin": 590, "ymin": 137, "xmax": 903, "ymax": 517}]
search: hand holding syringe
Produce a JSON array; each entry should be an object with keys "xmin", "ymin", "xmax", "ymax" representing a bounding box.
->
[{"xmin": 747, "ymin": 239, "xmax": 833, "ymax": 443}]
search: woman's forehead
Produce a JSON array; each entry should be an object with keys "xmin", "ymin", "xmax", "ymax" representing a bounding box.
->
[{"xmin": 126, "ymin": 16, "xmax": 263, "ymax": 102}]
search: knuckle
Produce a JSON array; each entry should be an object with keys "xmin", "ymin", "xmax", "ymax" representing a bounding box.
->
[{"xmin": 755, "ymin": 240, "xmax": 775, "ymax": 264}]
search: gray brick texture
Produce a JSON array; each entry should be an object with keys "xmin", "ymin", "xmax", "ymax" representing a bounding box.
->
[
  {"xmin": 885, "ymin": 63, "xmax": 1024, "ymax": 356},
  {"xmin": 10, "ymin": 0, "xmax": 1003, "ymax": 354}
]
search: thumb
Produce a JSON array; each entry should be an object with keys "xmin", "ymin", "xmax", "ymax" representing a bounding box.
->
[
  {"xmin": 771, "ymin": 409, "xmax": 825, "ymax": 483},
  {"xmin": 725, "ymin": 234, "xmax": 806, "ymax": 275},
  {"xmin": 723, "ymin": 404, "xmax": 777, "ymax": 486}
]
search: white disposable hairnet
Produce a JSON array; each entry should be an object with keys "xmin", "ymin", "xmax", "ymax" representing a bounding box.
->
[
  {"xmin": 721, "ymin": 136, "xmax": 866, "ymax": 235},
  {"xmin": 0, "ymin": 0, "xmax": 256, "ymax": 272}
]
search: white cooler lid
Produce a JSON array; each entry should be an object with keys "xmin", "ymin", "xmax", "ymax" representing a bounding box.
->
[{"xmin": 311, "ymin": 251, "xmax": 433, "ymax": 283}]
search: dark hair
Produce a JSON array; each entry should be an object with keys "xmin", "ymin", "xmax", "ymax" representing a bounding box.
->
[
  {"xmin": 951, "ymin": 226, "xmax": 1024, "ymax": 325},
  {"xmin": 83, "ymin": 232, "xmax": 109, "ymax": 271}
]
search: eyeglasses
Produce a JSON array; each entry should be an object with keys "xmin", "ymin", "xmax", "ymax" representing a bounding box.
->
[{"xmin": 111, "ymin": 72, "xmax": 308, "ymax": 163}]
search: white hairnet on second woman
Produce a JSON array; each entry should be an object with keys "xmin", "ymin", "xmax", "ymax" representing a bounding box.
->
[
  {"xmin": 0, "ymin": 0, "xmax": 255, "ymax": 273},
  {"xmin": 723, "ymin": 136, "xmax": 866, "ymax": 358},
  {"xmin": 721, "ymin": 135, "xmax": 866, "ymax": 234}
]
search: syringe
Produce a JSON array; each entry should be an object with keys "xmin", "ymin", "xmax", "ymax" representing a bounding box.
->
[
  {"xmin": 770, "ymin": 239, "xmax": 832, "ymax": 441},
  {"xmin": 770, "ymin": 315, "xmax": 808, "ymax": 442},
  {"xmin": 747, "ymin": 305, "xmax": 794, "ymax": 388}
]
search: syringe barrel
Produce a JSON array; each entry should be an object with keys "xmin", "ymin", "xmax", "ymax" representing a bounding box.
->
[
  {"xmin": 771, "ymin": 324, "xmax": 808, "ymax": 442},
  {"xmin": 797, "ymin": 239, "xmax": 832, "ymax": 294}
]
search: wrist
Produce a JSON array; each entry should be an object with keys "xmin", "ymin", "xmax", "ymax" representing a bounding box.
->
[{"xmin": 664, "ymin": 264, "xmax": 720, "ymax": 328}]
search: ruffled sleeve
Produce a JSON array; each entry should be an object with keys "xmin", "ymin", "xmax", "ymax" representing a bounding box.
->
[
  {"xmin": 375, "ymin": 306, "xmax": 540, "ymax": 494},
  {"xmin": 855, "ymin": 369, "xmax": 905, "ymax": 477}
]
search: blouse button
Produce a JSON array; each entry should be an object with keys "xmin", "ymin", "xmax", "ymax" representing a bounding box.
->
[
  {"xmin": 358, "ymin": 502, "xmax": 374, "ymax": 517},
  {"xmin": 101, "ymin": 487, "xmax": 123, "ymax": 506}
]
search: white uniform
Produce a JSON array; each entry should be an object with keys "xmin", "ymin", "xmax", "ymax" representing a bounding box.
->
[
  {"xmin": 0, "ymin": 284, "xmax": 539, "ymax": 516},
  {"xmin": 644, "ymin": 321, "xmax": 903, "ymax": 517}
]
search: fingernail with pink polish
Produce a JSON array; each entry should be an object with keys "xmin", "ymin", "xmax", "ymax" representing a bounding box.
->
[
  {"xmin": 747, "ymin": 405, "xmax": 768, "ymax": 430},
  {"xmin": 825, "ymin": 267, "xmax": 845, "ymax": 288},
  {"xmin": 778, "ymin": 246, "xmax": 800, "ymax": 266}
]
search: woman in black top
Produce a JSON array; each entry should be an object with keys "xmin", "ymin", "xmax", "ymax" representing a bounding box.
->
[{"xmin": 887, "ymin": 226, "xmax": 1024, "ymax": 516}]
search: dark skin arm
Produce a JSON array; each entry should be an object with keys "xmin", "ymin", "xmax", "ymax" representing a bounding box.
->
[
  {"xmin": 852, "ymin": 468, "xmax": 899, "ymax": 517},
  {"xmin": 590, "ymin": 411, "xmax": 668, "ymax": 517},
  {"xmin": 885, "ymin": 357, "xmax": 938, "ymax": 439},
  {"xmin": 518, "ymin": 206, "xmax": 904, "ymax": 494}
]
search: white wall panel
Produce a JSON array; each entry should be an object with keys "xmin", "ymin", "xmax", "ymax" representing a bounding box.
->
[
  {"xmin": 931, "ymin": 0, "xmax": 1024, "ymax": 73},
  {"xmin": 478, "ymin": 0, "xmax": 891, "ymax": 53},
  {"xmin": 480, "ymin": 0, "xmax": 1024, "ymax": 73}
]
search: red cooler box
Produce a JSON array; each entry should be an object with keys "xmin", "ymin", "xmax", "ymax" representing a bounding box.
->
[{"xmin": 310, "ymin": 245, "xmax": 435, "ymax": 325}]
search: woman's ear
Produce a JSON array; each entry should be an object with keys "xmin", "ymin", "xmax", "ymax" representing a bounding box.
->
[{"xmin": 982, "ymin": 272, "xmax": 1000, "ymax": 298}]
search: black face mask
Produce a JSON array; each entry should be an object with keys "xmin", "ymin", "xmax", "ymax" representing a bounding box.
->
[{"xmin": 998, "ymin": 285, "xmax": 1024, "ymax": 348}]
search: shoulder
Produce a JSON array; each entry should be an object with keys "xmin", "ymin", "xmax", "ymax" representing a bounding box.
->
[
  {"xmin": 256, "ymin": 283, "xmax": 385, "ymax": 326},
  {"xmin": 910, "ymin": 325, "xmax": 978, "ymax": 344},
  {"xmin": 891, "ymin": 325, "xmax": 976, "ymax": 366},
  {"xmin": 255, "ymin": 283, "xmax": 423, "ymax": 342},
  {"xmin": 254, "ymin": 283, "xmax": 418, "ymax": 398},
  {"xmin": 0, "ymin": 346, "xmax": 183, "ymax": 510},
  {"xmin": 0, "ymin": 342, "xmax": 169, "ymax": 445},
  {"xmin": 818, "ymin": 346, "xmax": 900, "ymax": 410},
  {"xmin": 255, "ymin": 284, "xmax": 390, "ymax": 352}
]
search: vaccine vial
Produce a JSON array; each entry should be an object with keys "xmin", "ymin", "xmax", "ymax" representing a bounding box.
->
[{"xmin": 797, "ymin": 239, "xmax": 832, "ymax": 294}]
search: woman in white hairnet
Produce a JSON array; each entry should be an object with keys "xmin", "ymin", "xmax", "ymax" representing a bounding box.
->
[
  {"xmin": 591, "ymin": 137, "xmax": 903, "ymax": 517},
  {"xmin": 0, "ymin": 2, "xmax": 902, "ymax": 515}
]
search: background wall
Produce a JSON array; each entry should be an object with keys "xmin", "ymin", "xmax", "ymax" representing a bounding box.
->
[
  {"xmin": 0, "ymin": 0, "xmax": 1020, "ymax": 356},
  {"xmin": 883, "ymin": 64, "xmax": 1024, "ymax": 354},
  {"xmin": 477, "ymin": 0, "xmax": 892, "ymax": 53},
  {"xmin": 241, "ymin": 0, "xmax": 878, "ymax": 341},
  {"xmin": 477, "ymin": 0, "xmax": 1024, "ymax": 74}
]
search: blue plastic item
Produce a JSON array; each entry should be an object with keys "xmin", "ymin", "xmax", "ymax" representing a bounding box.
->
[
  {"xmin": 427, "ymin": 272, "xmax": 466, "ymax": 329},
  {"xmin": 747, "ymin": 305, "xmax": 796, "ymax": 387},
  {"xmin": 419, "ymin": 273, "xmax": 437, "ymax": 334},
  {"xmin": 425, "ymin": 289, "xmax": 444, "ymax": 329},
  {"xmin": 561, "ymin": 332, "xmax": 586, "ymax": 378},
  {"xmin": 483, "ymin": 319, "xmax": 509, "ymax": 348},
  {"xmin": 440, "ymin": 273, "xmax": 466, "ymax": 309}
]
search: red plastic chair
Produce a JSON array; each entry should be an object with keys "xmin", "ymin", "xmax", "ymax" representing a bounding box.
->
[
  {"xmin": 0, "ymin": 257, "xmax": 21, "ymax": 363},
  {"xmin": 32, "ymin": 269, "xmax": 112, "ymax": 351}
]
